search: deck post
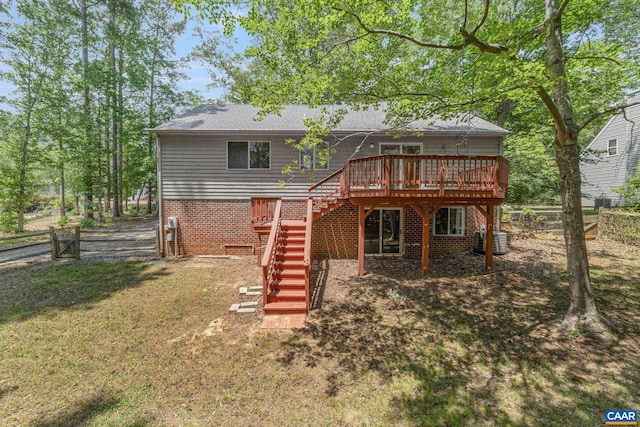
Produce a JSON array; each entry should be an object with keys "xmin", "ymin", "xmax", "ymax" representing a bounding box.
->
[
  {"xmin": 486, "ymin": 204, "xmax": 494, "ymax": 270},
  {"xmin": 358, "ymin": 204, "xmax": 365, "ymax": 276},
  {"xmin": 422, "ymin": 208, "xmax": 429, "ymax": 274}
]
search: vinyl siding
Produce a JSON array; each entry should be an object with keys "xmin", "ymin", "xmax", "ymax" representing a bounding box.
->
[
  {"xmin": 581, "ymin": 93, "xmax": 640, "ymax": 206},
  {"xmin": 159, "ymin": 133, "xmax": 503, "ymax": 200}
]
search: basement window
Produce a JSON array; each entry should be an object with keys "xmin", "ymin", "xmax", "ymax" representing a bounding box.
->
[
  {"xmin": 607, "ymin": 139, "xmax": 618, "ymax": 156},
  {"xmin": 433, "ymin": 207, "xmax": 465, "ymax": 236},
  {"xmin": 228, "ymin": 141, "xmax": 270, "ymax": 169}
]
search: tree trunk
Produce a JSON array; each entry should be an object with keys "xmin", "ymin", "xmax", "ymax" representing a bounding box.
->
[
  {"xmin": 59, "ymin": 160, "xmax": 66, "ymax": 217},
  {"xmin": 110, "ymin": 5, "xmax": 120, "ymax": 219},
  {"xmin": 544, "ymin": 0, "xmax": 612, "ymax": 340},
  {"xmin": 81, "ymin": 0, "xmax": 94, "ymax": 220},
  {"xmin": 146, "ymin": 181, "xmax": 153, "ymax": 214}
]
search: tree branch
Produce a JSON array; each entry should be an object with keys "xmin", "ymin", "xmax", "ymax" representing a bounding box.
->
[
  {"xmin": 459, "ymin": 27, "xmax": 508, "ymax": 54},
  {"xmin": 579, "ymin": 100, "xmax": 640, "ymax": 130},
  {"xmin": 536, "ymin": 85, "xmax": 568, "ymax": 135},
  {"xmin": 333, "ymin": 7, "xmax": 467, "ymax": 50},
  {"xmin": 471, "ymin": 0, "xmax": 491, "ymax": 34}
]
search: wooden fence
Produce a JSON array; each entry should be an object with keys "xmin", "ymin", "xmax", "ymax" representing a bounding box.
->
[{"xmin": 0, "ymin": 225, "xmax": 160, "ymax": 264}]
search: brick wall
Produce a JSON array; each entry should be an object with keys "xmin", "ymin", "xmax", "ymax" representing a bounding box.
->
[
  {"xmin": 311, "ymin": 201, "xmax": 359, "ymax": 258},
  {"xmin": 161, "ymin": 198, "xmax": 497, "ymax": 258}
]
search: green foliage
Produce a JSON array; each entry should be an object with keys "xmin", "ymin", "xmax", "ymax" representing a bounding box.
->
[
  {"xmin": 387, "ymin": 288, "xmax": 409, "ymax": 310},
  {"xmin": 518, "ymin": 207, "xmax": 547, "ymax": 231},
  {"xmin": 56, "ymin": 215, "xmax": 71, "ymax": 228},
  {"xmin": 80, "ymin": 218, "xmax": 97, "ymax": 229},
  {"xmin": 0, "ymin": 212, "xmax": 19, "ymax": 233},
  {"xmin": 599, "ymin": 210, "xmax": 640, "ymax": 246},
  {"xmin": 612, "ymin": 165, "xmax": 640, "ymax": 209}
]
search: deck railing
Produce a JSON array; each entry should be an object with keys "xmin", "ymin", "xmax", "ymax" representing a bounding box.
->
[
  {"xmin": 303, "ymin": 198, "xmax": 313, "ymax": 312},
  {"xmin": 312, "ymin": 154, "xmax": 508, "ymax": 200},
  {"xmin": 251, "ymin": 197, "xmax": 279, "ymax": 224},
  {"xmin": 261, "ymin": 199, "xmax": 283, "ymax": 305}
]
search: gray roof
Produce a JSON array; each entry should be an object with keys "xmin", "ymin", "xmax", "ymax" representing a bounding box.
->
[{"xmin": 151, "ymin": 104, "xmax": 509, "ymax": 135}]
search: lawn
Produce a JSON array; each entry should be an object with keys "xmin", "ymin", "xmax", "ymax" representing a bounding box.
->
[{"xmin": 0, "ymin": 237, "xmax": 638, "ymax": 426}]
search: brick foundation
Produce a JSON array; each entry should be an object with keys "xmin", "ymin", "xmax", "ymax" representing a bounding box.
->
[{"xmin": 160, "ymin": 198, "xmax": 497, "ymax": 258}]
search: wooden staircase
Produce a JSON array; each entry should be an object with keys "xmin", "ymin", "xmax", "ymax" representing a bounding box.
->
[{"xmin": 263, "ymin": 220, "xmax": 308, "ymax": 314}]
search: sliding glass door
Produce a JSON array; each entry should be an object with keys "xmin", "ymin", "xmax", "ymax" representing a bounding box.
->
[{"xmin": 364, "ymin": 208, "xmax": 403, "ymax": 255}]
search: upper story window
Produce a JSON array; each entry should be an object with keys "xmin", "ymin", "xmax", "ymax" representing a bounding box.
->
[
  {"xmin": 380, "ymin": 143, "xmax": 422, "ymax": 155},
  {"xmin": 227, "ymin": 141, "xmax": 270, "ymax": 169},
  {"xmin": 607, "ymin": 139, "xmax": 618, "ymax": 156},
  {"xmin": 300, "ymin": 142, "xmax": 329, "ymax": 170},
  {"xmin": 433, "ymin": 206, "xmax": 465, "ymax": 236}
]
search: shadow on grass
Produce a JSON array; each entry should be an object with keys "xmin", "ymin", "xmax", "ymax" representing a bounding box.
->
[
  {"xmin": 0, "ymin": 260, "xmax": 166, "ymax": 325},
  {"xmin": 281, "ymin": 242, "xmax": 640, "ymax": 425},
  {"xmin": 31, "ymin": 393, "xmax": 153, "ymax": 427}
]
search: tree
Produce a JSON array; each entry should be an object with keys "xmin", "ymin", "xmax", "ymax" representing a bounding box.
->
[
  {"xmin": 183, "ymin": 0, "xmax": 640, "ymax": 339},
  {"xmin": 613, "ymin": 165, "xmax": 640, "ymax": 209},
  {"xmin": 0, "ymin": 0, "xmax": 75, "ymax": 231}
]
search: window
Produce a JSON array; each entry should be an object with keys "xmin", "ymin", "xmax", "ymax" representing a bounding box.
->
[
  {"xmin": 300, "ymin": 142, "xmax": 329, "ymax": 170},
  {"xmin": 607, "ymin": 139, "xmax": 618, "ymax": 156},
  {"xmin": 433, "ymin": 207, "xmax": 465, "ymax": 236},
  {"xmin": 380, "ymin": 143, "xmax": 422, "ymax": 155},
  {"xmin": 227, "ymin": 141, "xmax": 270, "ymax": 169}
]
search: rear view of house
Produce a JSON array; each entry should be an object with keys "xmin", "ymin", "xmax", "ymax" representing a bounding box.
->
[
  {"xmin": 151, "ymin": 104, "xmax": 510, "ymax": 314},
  {"xmin": 581, "ymin": 91, "xmax": 640, "ymax": 207}
]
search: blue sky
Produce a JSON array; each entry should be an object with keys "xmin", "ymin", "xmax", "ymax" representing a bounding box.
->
[{"xmin": 173, "ymin": 17, "xmax": 251, "ymax": 101}]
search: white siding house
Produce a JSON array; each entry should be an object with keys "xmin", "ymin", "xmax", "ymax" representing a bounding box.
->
[{"xmin": 581, "ymin": 91, "xmax": 640, "ymax": 207}]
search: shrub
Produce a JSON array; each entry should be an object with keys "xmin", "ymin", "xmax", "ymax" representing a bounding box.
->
[
  {"xmin": 80, "ymin": 218, "xmax": 96, "ymax": 229},
  {"xmin": 57, "ymin": 215, "xmax": 71, "ymax": 228},
  {"xmin": 0, "ymin": 212, "xmax": 19, "ymax": 233}
]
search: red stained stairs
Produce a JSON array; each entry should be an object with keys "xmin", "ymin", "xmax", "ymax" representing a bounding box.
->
[{"xmin": 263, "ymin": 220, "xmax": 308, "ymax": 315}]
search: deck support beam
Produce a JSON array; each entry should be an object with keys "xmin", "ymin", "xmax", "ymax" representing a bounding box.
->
[
  {"xmin": 472, "ymin": 204, "xmax": 497, "ymax": 271},
  {"xmin": 410, "ymin": 204, "xmax": 443, "ymax": 274}
]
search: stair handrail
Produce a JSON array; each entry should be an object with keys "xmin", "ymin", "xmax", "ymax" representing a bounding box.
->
[
  {"xmin": 309, "ymin": 168, "xmax": 344, "ymax": 199},
  {"xmin": 261, "ymin": 199, "xmax": 283, "ymax": 306},
  {"xmin": 303, "ymin": 197, "xmax": 313, "ymax": 313}
]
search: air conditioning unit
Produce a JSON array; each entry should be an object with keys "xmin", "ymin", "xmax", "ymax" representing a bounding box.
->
[{"xmin": 473, "ymin": 231, "xmax": 508, "ymax": 255}]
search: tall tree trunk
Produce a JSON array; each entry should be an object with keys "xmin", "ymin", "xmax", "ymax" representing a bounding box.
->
[
  {"xmin": 544, "ymin": 0, "xmax": 611, "ymax": 339},
  {"xmin": 59, "ymin": 161, "xmax": 66, "ymax": 218},
  {"xmin": 110, "ymin": 5, "xmax": 120, "ymax": 219},
  {"xmin": 147, "ymin": 181, "xmax": 153, "ymax": 214},
  {"xmin": 81, "ymin": 0, "xmax": 94, "ymax": 219},
  {"xmin": 117, "ymin": 47, "xmax": 124, "ymax": 215}
]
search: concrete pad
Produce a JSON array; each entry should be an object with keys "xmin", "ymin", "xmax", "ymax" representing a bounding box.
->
[
  {"xmin": 246, "ymin": 291, "xmax": 261, "ymax": 296},
  {"xmin": 239, "ymin": 287, "xmax": 248, "ymax": 294},
  {"xmin": 228, "ymin": 303, "xmax": 240, "ymax": 312},
  {"xmin": 249, "ymin": 286, "xmax": 263, "ymax": 291},
  {"xmin": 240, "ymin": 301, "xmax": 258, "ymax": 308},
  {"xmin": 236, "ymin": 307, "xmax": 256, "ymax": 314}
]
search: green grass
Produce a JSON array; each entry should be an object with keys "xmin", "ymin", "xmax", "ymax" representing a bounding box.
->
[{"xmin": 0, "ymin": 238, "xmax": 638, "ymax": 426}]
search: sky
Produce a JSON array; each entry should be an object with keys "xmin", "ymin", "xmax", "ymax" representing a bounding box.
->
[{"xmin": 172, "ymin": 17, "xmax": 251, "ymax": 101}]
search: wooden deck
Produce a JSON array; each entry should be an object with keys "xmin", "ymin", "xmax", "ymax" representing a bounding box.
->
[
  {"xmin": 252, "ymin": 154, "xmax": 510, "ymax": 320},
  {"xmin": 309, "ymin": 154, "xmax": 508, "ymax": 205}
]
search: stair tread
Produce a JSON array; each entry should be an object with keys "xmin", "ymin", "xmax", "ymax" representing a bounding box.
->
[
  {"xmin": 270, "ymin": 289, "xmax": 305, "ymax": 297},
  {"xmin": 264, "ymin": 301, "xmax": 307, "ymax": 313}
]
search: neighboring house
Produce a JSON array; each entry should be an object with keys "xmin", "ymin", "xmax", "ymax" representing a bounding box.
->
[
  {"xmin": 151, "ymin": 104, "xmax": 510, "ymax": 315},
  {"xmin": 581, "ymin": 90, "xmax": 640, "ymax": 207}
]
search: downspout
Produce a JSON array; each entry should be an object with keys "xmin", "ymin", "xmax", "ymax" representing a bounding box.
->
[
  {"xmin": 156, "ymin": 133, "xmax": 164, "ymax": 256},
  {"xmin": 497, "ymin": 135, "xmax": 507, "ymax": 233}
]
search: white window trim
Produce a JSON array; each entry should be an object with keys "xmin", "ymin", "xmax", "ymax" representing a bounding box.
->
[
  {"xmin": 299, "ymin": 141, "xmax": 329, "ymax": 170},
  {"xmin": 379, "ymin": 142, "xmax": 423, "ymax": 154},
  {"xmin": 607, "ymin": 139, "xmax": 618, "ymax": 157},
  {"xmin": 432, "ymin": 206, "xmax": 465, "ymax": 237},
  {"xmin": 226, "ymin": 141, "xmax": 271, "ymax": 170}
]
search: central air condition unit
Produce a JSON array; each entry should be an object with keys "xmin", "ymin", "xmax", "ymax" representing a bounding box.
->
[{"xmin": 473, "ymin": 231, "xmax": 508, "ymax": 255}]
